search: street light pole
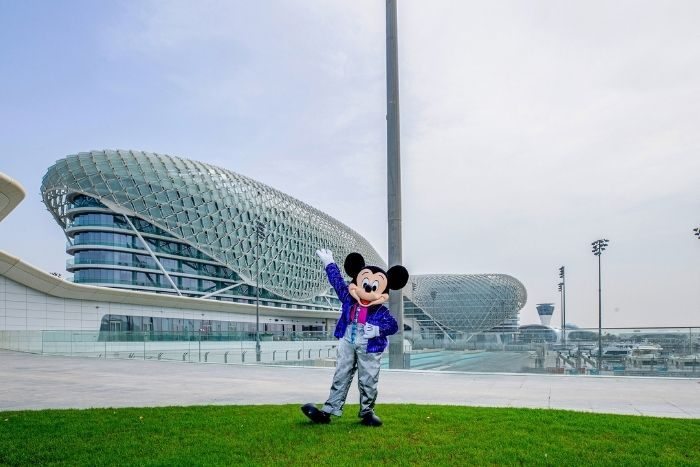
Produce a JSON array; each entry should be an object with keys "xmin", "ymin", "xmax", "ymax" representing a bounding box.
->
[
  {"xmin": 411, "ymin": 281, "xmax": 417, "ymax": 344},
  {"xmin": 591, "ymin": 239, "xmax": 609, "ymax": 372},
  {"xmin": 255, "ymin": 221, "xmax": 265, "ymax": 362},
  {"xmin": 430, "ymin": 290, "xmax": 439, "ymax": 340},
  {"xmin": 559, "ymin": 266, "xmax": 566, "ymax": 346}
]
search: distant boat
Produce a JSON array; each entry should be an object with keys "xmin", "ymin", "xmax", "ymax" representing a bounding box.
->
[
  {"xmin": 590, "ymin": 342, "xmax": 636, "ymax": 358},
  {"xmin": 590, "ymin": 342, "xmax": 662, "ymax": 359},
  {"xmin": 625, "ymin": 343, "xmax": 663, "ymax": 367}
]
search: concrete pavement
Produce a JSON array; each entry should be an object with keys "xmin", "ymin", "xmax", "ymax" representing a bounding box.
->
[{"xmin": 1, "ymin": 350, "xmax": 699, "ymax": 418}]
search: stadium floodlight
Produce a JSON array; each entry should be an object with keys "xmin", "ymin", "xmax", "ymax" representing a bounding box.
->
[
  {"xmin": 591, "ymin": 238, "xmax": 610, "ymax": 371},
  {"xmin": 694, "ymin": 227, "xmax": 700, "ymax": 239}
]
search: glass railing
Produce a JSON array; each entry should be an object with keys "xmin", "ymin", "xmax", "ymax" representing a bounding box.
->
[
  {"xmin": 67, "ymin": 240, "xmax": 212, "ymax": 260},
  {"xmin": 67, "ymin": 258, "xmax": 159, "ymax": 270},
  {"xmin": 67, "ymin": 256, "xmax": 240, "ymax": 280},
  {"xmin": 67, "ymin": 219, "xmax": 127, "ymax": 229},
  {"xmin": 65, "ymin": 276, "xmax": 331, "ymax": 309},
  {"xmin": 72, "ymin": 277, "xmax": 167, "ymax": 288},
  {"xmin": 70, "ymin": 277, "xmax": 242, "ymax": 296},
  {"xmin": 1, "ymin": 327, "xmax": 698, "ymax": 376},
  {"xmin": 67, "ymin": 258, "xmax": 236, "ymax": 279},
  {"xmin": 68, "ymin": 240, "xmax": 145, "ymax": 250},
  {"xmin": 66, "ymin": 219, "xmax": 173, "ymax": 237},
  {"xmin": 0, "ymin": 330, "xmax": 339, "ymax": 367}
]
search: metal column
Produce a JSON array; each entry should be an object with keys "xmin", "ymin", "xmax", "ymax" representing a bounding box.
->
[
  {"xmin": 597, "ymin": 253, "xmax": 602, "ymax": 371},
  {"xmin": 121, "ymin": 214, "xmax": 182, "ymax": 296},
  {"xmin": 386, "ymin": 0, "xmax": 406, "ymax": 369}
]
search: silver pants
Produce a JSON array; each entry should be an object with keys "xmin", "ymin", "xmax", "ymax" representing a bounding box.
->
[{"xmin": 322, "ymin": 337, "xmax": 382, "ymax": 417}]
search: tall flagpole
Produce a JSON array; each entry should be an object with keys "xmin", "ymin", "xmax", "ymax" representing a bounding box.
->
[{"xmin": 386, "ymin": 0, "xmax": 406, "ymax": 369}]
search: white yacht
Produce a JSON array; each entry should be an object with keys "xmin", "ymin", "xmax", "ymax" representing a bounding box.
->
[
  {"xmin": 625, "ymin": 343, "xmax": 663, "ymax": 367},
  {"xmin": 590, "ymin": 342, "xmax": 635, "ymax": 358}
]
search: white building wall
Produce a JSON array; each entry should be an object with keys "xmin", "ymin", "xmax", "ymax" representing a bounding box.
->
[
  {"xmin": 0, "ymin": 275, "xmax": 4, "ymax": 330},
  {"xmin": 0, "ymin": 275, "xmax": 341, "ymax": 362},
  {"xmin": 539, "ymin": 313, "xmax": 553, "ymax": 327},
  {"xmin": 0, "ymin": 275, "xmax": 326, "ymax": 332}
]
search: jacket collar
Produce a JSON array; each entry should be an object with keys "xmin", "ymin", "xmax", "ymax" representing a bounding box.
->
[{"xmin": 351, "ymin": 300, "xmax": 383, "ymax": 312}]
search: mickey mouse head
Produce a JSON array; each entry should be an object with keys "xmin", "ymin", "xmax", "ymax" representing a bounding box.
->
[{"xmin": 344, "ymin": 252, "xmax": 409, "ymax": 307}]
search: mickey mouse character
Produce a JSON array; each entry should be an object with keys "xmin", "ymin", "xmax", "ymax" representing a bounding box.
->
[{"xmin": 301, "ymin": 249, "xmax": 409, "ymax": 426}]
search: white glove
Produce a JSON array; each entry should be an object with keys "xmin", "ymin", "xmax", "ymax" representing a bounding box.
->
[
  {"xmin": 363, "ymin": 323, "xmax": 381, "ymax": 338},
  {"xmin": 316, "ymin": 248, "xmax": 335, "ymax": 267}
]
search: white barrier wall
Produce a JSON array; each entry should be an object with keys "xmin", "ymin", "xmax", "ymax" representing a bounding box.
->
[
  {"xmin": 1, "ymin": 275, "xmax": 102, "ymax": 331},
  {"xmin": 0, "ymin": 275, "xmax": 321, "ymax": 333}
]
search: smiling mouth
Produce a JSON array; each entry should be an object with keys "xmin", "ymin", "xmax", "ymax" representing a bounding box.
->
[{"xmin": 360, "ymin": 299, "xmax": 371, "ymax": 306}]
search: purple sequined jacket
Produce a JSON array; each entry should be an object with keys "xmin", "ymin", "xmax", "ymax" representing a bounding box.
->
[{"xmin": 325, "ymin": 263, "xmax": 398, "ymax": 353}]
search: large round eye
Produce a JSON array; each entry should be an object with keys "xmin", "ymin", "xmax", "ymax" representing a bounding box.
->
[
  {"xmin": 362, "ymin": 278, "xmax": 370, "ymax": 288},
  {"xmin": 371, "ymin": 280, "xmax": 379, "ymax": 292}
]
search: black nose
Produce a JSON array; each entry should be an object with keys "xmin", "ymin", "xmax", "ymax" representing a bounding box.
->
[{"xmin": 363, "ymin": 284, "xmax": 372, "ymax": 293}]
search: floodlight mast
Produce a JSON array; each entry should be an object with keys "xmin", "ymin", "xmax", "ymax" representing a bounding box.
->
[
  {"xmin": 591, "ymin": 239, "xmax": 609, "ymax": 372},
  {"xmin": 559, "ymin": 266, "xmax": 566, "ymax": 345}
]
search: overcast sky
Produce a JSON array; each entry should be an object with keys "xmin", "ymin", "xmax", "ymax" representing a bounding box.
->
[{"xmin": 1, "ymin": 1, "xmax": 698, "ymax": 328}]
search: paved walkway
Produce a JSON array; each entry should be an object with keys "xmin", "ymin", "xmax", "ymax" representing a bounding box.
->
[{"xmin": 1, "ymin": 350, "xmax": 699, "ymax": 418}]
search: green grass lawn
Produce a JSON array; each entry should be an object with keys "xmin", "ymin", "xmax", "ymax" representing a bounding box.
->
[{"xmin": 1, "ymin": 405, "xmax": 699, "ymax": 466}]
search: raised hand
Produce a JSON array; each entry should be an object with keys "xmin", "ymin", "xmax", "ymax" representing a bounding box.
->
[{"xmin": 315, "ymin": 248, "xmax": 335, "ymax": 267}]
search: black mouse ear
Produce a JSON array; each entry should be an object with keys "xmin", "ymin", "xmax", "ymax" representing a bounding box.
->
[
  {"xmin": 386, "ymin": 265, "xmax": 409, "ymax": 290},
  {"xmin": 344, "ymin": 253, "xmax": 365, "ymax": 278}
]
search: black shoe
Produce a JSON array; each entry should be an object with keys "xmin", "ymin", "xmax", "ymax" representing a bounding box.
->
[
  {"xmin": 301, "ymin": 403, "xmax": 331, "ymax": 424},
  {"xmin": 360, "ymin": 412, "xmax": 383, "ymax": 427}
]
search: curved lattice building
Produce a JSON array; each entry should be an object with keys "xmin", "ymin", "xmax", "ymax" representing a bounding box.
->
[
  {"xmin": 41, "ymin": 150, "xmax": 384, "ymax": 312},
  {"xmin": 38, "ymin": 150, "xmax": 527, "ymax": 337},
  {"xmin": 405, "ymin": 274, "xmax": 527, "ymax": 336}
]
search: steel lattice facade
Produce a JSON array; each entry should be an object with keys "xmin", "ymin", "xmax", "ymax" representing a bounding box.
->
[
  {"xmin": 41, "ymin": 150, "xmax": 527, "ymax": 334},
  {"xmin": 406, "ymin": 274, "xmax": 527, "ymax": 335},
  {"xmin": 42, "ymin": 150, "xmax": 384, "ymax": 303}
]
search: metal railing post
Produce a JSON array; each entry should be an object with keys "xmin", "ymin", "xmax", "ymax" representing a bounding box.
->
[{"xmin": 690, "ymin": 327, "xmax": 693, "ymax": 356}]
